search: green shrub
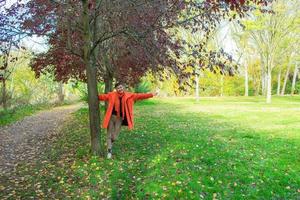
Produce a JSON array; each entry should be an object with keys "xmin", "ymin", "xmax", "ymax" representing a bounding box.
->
[{"xmin": 134, "ymin": 81, "xmax": 151, "ymax": 93}]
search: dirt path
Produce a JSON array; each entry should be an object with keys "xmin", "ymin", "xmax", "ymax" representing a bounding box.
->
[{"xmin": 0, "ymin": 104, "xmax": 81, "ymax": 176}]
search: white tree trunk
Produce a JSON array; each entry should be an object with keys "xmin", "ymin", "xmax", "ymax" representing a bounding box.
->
[
  {"xmin": 261, "ymin": 61, "xmax": 266, "ymax": 96},
  {"xmin": 57, "ymin": 81, "xmax": 64, "ymax": 103},
  {"xmin": 281, "ymin": 64, "xmax": 291, "ymax": 96},
  {"xmin": 261, "ymin": 71, "xmax": 267, "ymax": 96},
  {"xmin": 266, "ymin": 68, "xmax": 272, "ymax": 103},
  {"xmin": 195, "ymin": 74, "xmax": 200, "ymax": 101},
  {"xmin": 264, "ymin": 73, "xmax": 268, "ymax": 96},
  {"xmin": 291, "ymin": 64, "xmax": 298, "ymax": 95},
  {"xmin": 245, "ymin": 65, "xmax": 249, "ymax": 96}
]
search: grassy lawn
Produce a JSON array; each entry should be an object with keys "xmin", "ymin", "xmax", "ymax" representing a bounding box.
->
[
  {"xmin": 2, "ymin": 96, "xmax": 300, "ymax": 199},
  {"xmin": 0, "ymin": 104, "xmax": 52, "ymax": 127}
]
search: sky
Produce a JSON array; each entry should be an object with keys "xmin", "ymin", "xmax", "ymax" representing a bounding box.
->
[
  {"xmin": 217, "ymin": 21, "xmax": 239, "ymax": 61},
  {"xmin": 2, "ymin": 0, "xmax": 48, "ymax": 53},
  {"xmin": 1, "ymin": 0, "xmax": 26, "ymax": 9},
  {"xmin": 20, "ymin": 35, "xmax": 49, "ymax": 53}
]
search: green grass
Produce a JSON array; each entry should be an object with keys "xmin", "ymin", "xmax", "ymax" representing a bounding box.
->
[
  {"xmin": 0, "ymin": 100, "xmax": 77, "ymax": 127},
  {"xmin": 0, "ymin": 104, "xmax": 52, "ymax": 127},
  {"xmin": 2, "ymin": 96, "xmax": 300, "ymax": 199}
]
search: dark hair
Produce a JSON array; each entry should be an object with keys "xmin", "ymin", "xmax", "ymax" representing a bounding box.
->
[{"xmin": 114, "ymin": 82, "xmax": 124, "ymax": 88}]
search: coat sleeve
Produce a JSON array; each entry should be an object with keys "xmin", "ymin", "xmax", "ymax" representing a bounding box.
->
[
  {"xmin": 98, "ymin": 93, "xmax": 109, "ymax": 101},
  {"xmin": 133, "ymin": 93, "xmax": 154, "ymax": 101}
]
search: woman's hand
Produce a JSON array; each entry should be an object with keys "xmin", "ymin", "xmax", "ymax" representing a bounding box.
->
[{"xmin": 152, "ymin": 89, "xmax": 160, "ymax": 96}]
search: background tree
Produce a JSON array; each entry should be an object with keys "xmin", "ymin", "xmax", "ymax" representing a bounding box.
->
[
  {"xmin": 0, "ymin": 38, "xmax": 14, "ymax": 110},
  {"xmin": 241, "ymin": 0, "xmax": 300, "ymax": 103},
  {"xmin": 0, "ymin": 4, "xmax": 26, "ymax": 110}
]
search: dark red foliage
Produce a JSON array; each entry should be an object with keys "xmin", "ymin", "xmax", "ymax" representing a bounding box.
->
[{"xmin": 3, "ymin": 0, "xmax": 272, "ymax": 86}]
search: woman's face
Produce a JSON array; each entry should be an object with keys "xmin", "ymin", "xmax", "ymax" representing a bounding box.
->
[{"xmin": 116, "ymin": 84, "xmax": 124, "ymax": 94}]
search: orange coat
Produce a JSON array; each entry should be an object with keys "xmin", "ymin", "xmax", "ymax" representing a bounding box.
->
[{"xmin": 98, "ymin": 91, "xmax": 153, "ymax": 130}]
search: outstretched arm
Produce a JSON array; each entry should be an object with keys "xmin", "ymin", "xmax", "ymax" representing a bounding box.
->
[
  {"xmin": 98, "ymin": 94, "xmax": 109, "ymax": 101},
  {"xmin": 133, "ymin": 92, "xmax": 157, "ymax": 101}
]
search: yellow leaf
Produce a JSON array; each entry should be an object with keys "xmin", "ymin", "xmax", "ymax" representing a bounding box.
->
[{"xmin": 213, "ymin": 193, "xmax": 217, "ymax": 200}]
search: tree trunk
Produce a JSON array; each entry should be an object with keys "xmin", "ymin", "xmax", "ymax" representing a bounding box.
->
[
  {"xmin": 253, "ymin": 75, "xmax": 260, "ymax": 96},
  {"xmin": 195, "ymin": 74, "xmax": 199, "ymax": 101},
  {"xmin": 104, "ymin": 77, "xmax": 113, "ymax": 93},
  {"xmin": 266, "ymin": 67, "xmax": 272, "ymax": 103},
  {"xmin": 261, "ymin": 72, "xmax": 266, "ymax": 96},
  {"xmin": 1, "ymin": 78, "xmax": 7, "ymax": 110},
  {"xmin": 244, "ymin": 65, "xmax": 248, "ymax": 96},
  {"xmin": 57, "ymin": 81, "xmax": 64, "ymax": 104},
  {"xmin": 291, "ymin": 64, "xmax": 298, "ymax": 95},
  {"xmin": 104, "ymin": 76, "xmax": 113, "ymax": 109},
  {"xmin": 276, "ymin": 67, "xmax": 281, "ymax": 95},
  {"xmin": 281, "ymin": 64, "xmax": 291, "ymax": 96},
  {"xmin": 261, "ymin": 64, "xmax": 266, "ymax": 96},
  {"xmin": 82, "ymin": 0, "xmax": 101, "ymax": 156}
]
